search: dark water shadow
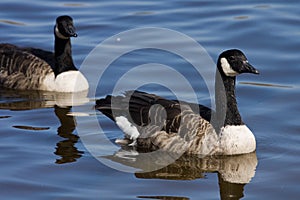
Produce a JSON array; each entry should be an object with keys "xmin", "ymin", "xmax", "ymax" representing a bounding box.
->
[
  {"xmin": 138, "ymin": 196, "xmax": 189, "ymax": 200},
  {"xmin": 105, "ymin": 150, "xmax": 257, "ymax": 200},
  {"xmin": 54, "ymin": 106, "xmax": 84, "ymax": 164},
  {"xmin": 0, "ymin": 87, "xmax": 89, "ymax": 164}
]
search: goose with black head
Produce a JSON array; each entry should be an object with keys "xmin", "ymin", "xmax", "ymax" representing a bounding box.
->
[
  {"xmin": 0, "ymin": 15, "xmax": 88, "ymax": 92},
  {"xmin": 96, "ymin": 49, "xmax": 259, "ymax": 155}
]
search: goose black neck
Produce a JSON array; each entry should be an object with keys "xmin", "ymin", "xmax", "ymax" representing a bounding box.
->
[
  {"xmin": 214, "ymin": 69, "xmax": 244, "ymax": 131},
  {"xmin": 54, "ymin": 33, "xmax": 77, "ymax": 76}
]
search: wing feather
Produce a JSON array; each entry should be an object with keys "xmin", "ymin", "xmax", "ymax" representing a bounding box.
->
[{"xmin": 0, "ymin": 44, "xmax": 53, "ymax": 90}]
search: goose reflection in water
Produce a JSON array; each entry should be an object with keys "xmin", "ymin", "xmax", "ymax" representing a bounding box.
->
[
  {"xmin": 54, "ymin": 105, "xmax": 84, "ymax": 164},
  {"xmin": 0, "ymin": 88, "xmax": 88, "ymax": 164},
  {"xmin": 104, "ymin": 149, "xmax": 257, "ymax": 200}
]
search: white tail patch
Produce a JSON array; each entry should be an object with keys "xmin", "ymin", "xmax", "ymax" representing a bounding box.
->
[{"xmin": 115, "ymin": 116, "xmax": 140, "ymax": 146}]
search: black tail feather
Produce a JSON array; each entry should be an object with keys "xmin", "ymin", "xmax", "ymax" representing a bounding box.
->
[{"xmin": 95, "ymin": 90, "xmax": 190, "ymax": 133}]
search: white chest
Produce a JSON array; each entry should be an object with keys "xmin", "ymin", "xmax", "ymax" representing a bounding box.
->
[
  {"xmin": 219, "ymin": 125, "xmax": 256, "ymax": 155},
  {"xmin": 41, "ymin": 71, "xmax": 89, "ymax": 92}
]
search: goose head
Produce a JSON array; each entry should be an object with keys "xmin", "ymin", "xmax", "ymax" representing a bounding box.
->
[
  {"xmin": 217, "ymin": 49, "xmax": 259, "ymax": 77},
  {"xmin": 55, "ymin": 15, "xmax": 77, "ymax": 39}
]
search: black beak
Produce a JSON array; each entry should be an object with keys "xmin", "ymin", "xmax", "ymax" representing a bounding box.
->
[
  {"xmin": 242, "ymin": 61, "xmax": 259, "ymax": 74},
  {"xmin": 65, "ymin": 24, "xmax": 77, "ymax": 37}
]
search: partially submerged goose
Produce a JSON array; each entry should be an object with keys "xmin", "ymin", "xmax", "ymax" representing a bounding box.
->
[
  {"xmin": 0, "ymin": 15, "xmax": 88, "ymax": 92},
  {"xmin": 96, "ymin": 49, "xmax": 259, "ymax": 155}
]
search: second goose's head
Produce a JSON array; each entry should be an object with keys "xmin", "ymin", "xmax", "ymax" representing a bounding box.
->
[
  {"xmin": 217, "ymin": 49, "xmax": 259, "ymax": 77},
  {"xmin": 55, "ymin": 15, "xmax": 77, "ymax": 39}
]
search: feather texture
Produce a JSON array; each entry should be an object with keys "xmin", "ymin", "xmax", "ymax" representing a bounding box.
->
[
  {"xmin": 0, "ymin": 15, "xmax": 88, "ymax": 92},
  {"xmin": 96, "ymin": 49, "xmax": 259, "ymax": 155},
  {"xmin": 96, "ymin": 90, "xmax": 219, "ymax": 154},
  {"xmin": 0, "ymin": 44, "xmax": 53, "ymax": 90}
]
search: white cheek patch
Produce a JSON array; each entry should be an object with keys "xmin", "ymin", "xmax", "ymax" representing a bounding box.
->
[
  {"xmin": 220, "ymin": 57, "xmax": 239, "ymax": 76},
  {"xmin": 55, "ymin": 25, "xmax": 69, "ymax": 39}
]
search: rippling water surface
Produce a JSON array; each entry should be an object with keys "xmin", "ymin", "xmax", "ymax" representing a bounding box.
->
[{"xmin": 1, "ymin": 0, "xmax": 300, "ymax": 199}]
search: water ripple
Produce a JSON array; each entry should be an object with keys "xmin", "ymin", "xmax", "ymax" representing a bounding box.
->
[{"xmin": 0, "ymin": 19, "xmax": 25, "ymax": 26}]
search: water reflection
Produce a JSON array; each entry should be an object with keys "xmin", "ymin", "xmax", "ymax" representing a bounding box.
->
[
  {"xmin": 0, "ymin": 88, "xmax": 88, "ymax": 164},
  {"xmin": 138, "ymin": 196, "xmax": 189, "ymax": 200},
  {"xmin": 0, "ymin": 88, "xmax": 89, "ymax": 109},
  {"xmin": 54, "ymin": 106, "xmax": 84, "ymax": 164},
  {"xmin": 105, "ymin": 150, "xmax": 257, "ymax": 199}
]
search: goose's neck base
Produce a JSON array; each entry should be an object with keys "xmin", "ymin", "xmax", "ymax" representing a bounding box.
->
[
  {"xmin": 54, "ymin": 34, "xmax": 77, "ymax": 76},
  {"xmin": 214, "ymin": 70, "xmax": 244, "ymax": 131}
]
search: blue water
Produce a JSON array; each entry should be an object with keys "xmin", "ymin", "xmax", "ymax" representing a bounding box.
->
[{"xmin": 1, "ymin": 0, "xmax": 300, "ymax": 199}]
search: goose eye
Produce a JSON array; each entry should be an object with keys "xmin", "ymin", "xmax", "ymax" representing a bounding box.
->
[{"xmin": 229, "ymin": 56, "xmax": 235, "ymax": 61}]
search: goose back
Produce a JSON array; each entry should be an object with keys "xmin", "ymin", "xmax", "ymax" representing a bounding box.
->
[
  {"xmin": 0, "ymin": 15, "xmax": 89, "ymax": 92},
  {"xmin": 96, "ymin": 90, "xmax": 218, "ymax": 154},
  {"xmin": 0, "ymin": 44, "xmax": 53, "ymax": 90},
  {"xmin": 22, "ymin": 47, "xmax": 55, "ymax": 68}
]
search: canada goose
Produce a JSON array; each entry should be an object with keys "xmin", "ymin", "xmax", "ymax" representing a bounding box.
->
[
  {"xmin": 96, "ymin": 49, "xmax": 259, "ymax": 155},
  {"xmin": 0, "ymin": 15, "xmax": 88, "ymax": 92}
]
